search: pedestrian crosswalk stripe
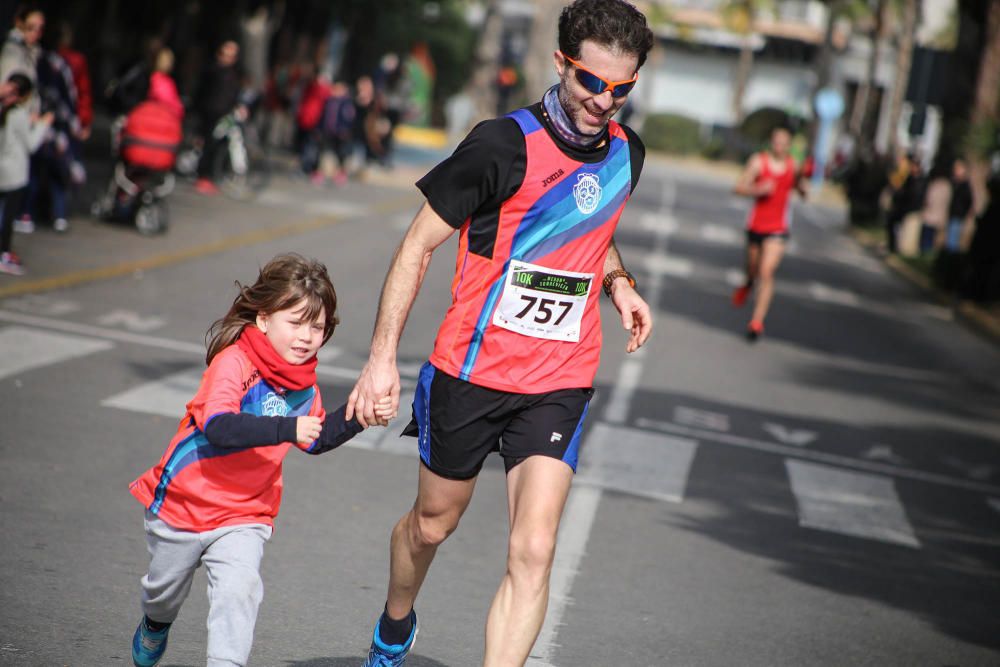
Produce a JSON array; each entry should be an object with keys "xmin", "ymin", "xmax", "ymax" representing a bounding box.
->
[
  {"xmin": 577, "ymin": 422, "xmax": 699, "ymax": 503},
  {"xmin": 0, "ymin": 326, "xmax": 114, "ymax": 380},
  {"xmin": 102, "ymin": 368, "xmax": 202, "ymax": 418},
  {"xmin": 701, "ymin": 224, "xmax": 743, "ymax": 245},
  {"xmin": 786, "ymin": 459, "xmax": 920, "ymax": 548}
]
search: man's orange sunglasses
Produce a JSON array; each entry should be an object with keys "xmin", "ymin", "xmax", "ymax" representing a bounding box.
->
[{"xmin": 559, "ymin": 51, "xmax": 638, "ymax": 98}]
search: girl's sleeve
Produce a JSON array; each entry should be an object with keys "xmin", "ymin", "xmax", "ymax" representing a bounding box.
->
[{"xmin": 298, "ymin": 388, "xmax": 363, "ymax": 455}]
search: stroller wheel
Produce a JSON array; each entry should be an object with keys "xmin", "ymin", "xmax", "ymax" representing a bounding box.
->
[{"xmin": 135, "ymin": 200, "xmax": 168, "ymax": 236}]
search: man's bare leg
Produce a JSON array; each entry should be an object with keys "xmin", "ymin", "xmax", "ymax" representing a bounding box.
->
[
  {"xmin": 483, "ymin": 456, "xmax": 574, "ymax": 667},
  {"xmin": 385, "ymin": 463, "xmax": 477, "ymax": 621},
  {"xmin": 750, "ymin": 238, "xmax": 786, "ymax": 326}
]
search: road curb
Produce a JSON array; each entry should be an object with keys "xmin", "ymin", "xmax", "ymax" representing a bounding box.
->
[{"xmin": 846, "ymin": 226, "xmax": 1000, "ymax": 346}]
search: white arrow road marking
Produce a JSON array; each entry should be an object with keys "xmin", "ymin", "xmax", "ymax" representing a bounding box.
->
[
  {"xmin": 95, "ymin": 309, "xmax": 167, "ymax": 333},
  {"xmin": 674, "ymin": 405, "xmax": 730, "ymax": 432},
  {"xmin": 861, "ymin": 444, "xmax": 907, "ymax": 466},
  {"xmin": 808, "ymin": 282, "xmax": 860, "ymax": 307},
  {"xmin": 0, "ymin": 326, "xmax": 113, "ymax": 380},
  {"xmin": 786, "ymin": 459, "xmax": 920, "ymax": 548},
  {"xmin": 763, "ymin": 422, "xmax": 817, "ymax": 447}
]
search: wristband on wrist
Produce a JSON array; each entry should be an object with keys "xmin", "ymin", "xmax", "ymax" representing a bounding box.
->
[{"xmin": 602, "ymin": 268, "xmax": 636, "ymax": 297}]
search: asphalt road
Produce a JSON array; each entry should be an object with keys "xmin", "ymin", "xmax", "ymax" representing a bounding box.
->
[{"xmin": 1, "ymin": 149, "xmax": 999, "ymax": 667}]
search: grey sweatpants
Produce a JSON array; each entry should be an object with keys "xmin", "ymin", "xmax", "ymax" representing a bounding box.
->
[{"xmin": 140, "ymin": 510, "xmax": 272, "ymax": 667}]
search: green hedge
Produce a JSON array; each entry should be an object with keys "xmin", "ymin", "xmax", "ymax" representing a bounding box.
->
[{"xmin": 642, "ymin": 113, "xmax": 705, "ymax": 155}]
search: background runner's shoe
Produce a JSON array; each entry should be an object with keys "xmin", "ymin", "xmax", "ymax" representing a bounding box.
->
[
  {"xmin": 363, "ymin": 610, "xmax": 418, "ymax": 667},
  {"xmin": 731, "ymin": 285, "xmax": 750, "ymax": 307},
  {"xmin": 131, "ymin": 617, "xmax": 170, "ymax": 667},
  {"xmin": 746, "ymin": 320, "xmax": 764, "ymax": 342}
]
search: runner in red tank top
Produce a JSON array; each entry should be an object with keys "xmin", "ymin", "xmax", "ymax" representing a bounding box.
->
[{"xmin": 731, "ymin": 126, "xmax": 808, "ymax": 340}]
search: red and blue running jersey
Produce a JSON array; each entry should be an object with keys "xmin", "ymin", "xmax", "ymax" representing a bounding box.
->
[
  {"xmin": 427, "ymin": 108, "xmax": 635, "ymax": 393},
  {"xmin": 129, "ymin": 345, "xmax": 326, "ymax": 532}
]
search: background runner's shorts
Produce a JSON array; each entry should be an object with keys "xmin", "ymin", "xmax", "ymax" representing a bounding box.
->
[
  {"xmin": 747, "ymin": 229, "xmax": 790, "ymax": 244},
  {"xmin": 402, "ymin": 362, "xmax": 595, "ymax": 480}
]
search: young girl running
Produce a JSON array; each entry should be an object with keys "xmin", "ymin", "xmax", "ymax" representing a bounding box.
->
[{"xmin": 128, "ymin": 253, "xmax": 391, "ymax": 667}]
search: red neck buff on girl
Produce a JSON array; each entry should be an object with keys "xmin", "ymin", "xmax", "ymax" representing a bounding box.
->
[{"xmin": 236, "ymin": 325, "xmax": 318, "ymax": 392}]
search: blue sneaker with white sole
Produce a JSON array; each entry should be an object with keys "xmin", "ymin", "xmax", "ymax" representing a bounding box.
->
[
  {"xmin": 131, "ymin": 617, "xmax": 170, "ymax": 667},
  {"xmin": 362, "ymin": 610, "xmax": 418, "ymax": 667}
]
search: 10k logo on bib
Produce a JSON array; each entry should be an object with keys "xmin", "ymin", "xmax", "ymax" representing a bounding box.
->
[{"xmin": 573, "ymin": 173, "xmax": 602, "ymax": 214}]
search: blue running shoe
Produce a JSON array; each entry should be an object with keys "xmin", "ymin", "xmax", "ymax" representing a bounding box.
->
[
  {"xmin": 132, "ymin": 617, "xmax": 170, "ymax": 667},
  {"xmin": 362, "ymin": 610, "xmax": 418, "ymax": 667}
]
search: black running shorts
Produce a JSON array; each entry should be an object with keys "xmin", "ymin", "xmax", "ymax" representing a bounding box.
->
[
  {"xmin": 402, "ymin": 362, "xmax": 595, "ymax": 480},
  {"xmin": 747, "ymin": 229, "xmax": 790, "ymax": 244}
]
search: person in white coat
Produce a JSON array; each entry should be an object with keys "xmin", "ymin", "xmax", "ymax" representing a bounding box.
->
[{"xmin": 0, "ymin": 72, "xmax": 51, "ymax": 275}]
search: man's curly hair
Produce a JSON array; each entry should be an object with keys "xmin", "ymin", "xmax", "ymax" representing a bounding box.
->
[{"xmin": 558, "ymin": 0, "xmax": 655, "ymax": 70}]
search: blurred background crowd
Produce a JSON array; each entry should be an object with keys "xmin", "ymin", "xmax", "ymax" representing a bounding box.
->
[{"xmin": 0, "ymin": 0, "xmax": 998, "ymax": 301}]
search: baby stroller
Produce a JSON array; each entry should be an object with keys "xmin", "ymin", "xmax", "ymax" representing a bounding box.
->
[{"xmin": 92, "ymin": 101, "xmax": 181, "ymax": 235}]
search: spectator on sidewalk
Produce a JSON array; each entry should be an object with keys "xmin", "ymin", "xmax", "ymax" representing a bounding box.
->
[
  {"xmin": 147, "ymin": 47, "xmax": 183, "ymax": 121},
  {"xmin": 886, "ymin": 152, "xmax": 924, "ymax": 254},
  {"xmin": 0, "ymin": 4, "xmax": 44, "ymax": 111},
  {"xmin": 946, "ymin": 157, "xmax": 974, "ymax": 252},
  {"xmin": 0, "ymin": 73, "xmax": 51, "ymax": 275},
  {"xmin": 193, "ymin": 39, "xmax": 243, "ymax": 196},
  {"xmin": 56, "ymin": 22, "xmax": 90, "ymax": 141},
  {"xmin": 962, "ymin": 173, "xmax": 1000, "ymax": 301},
  {"xmin": 29, "ymin": 44, "xmax": 80, "ymax": 233},
  {"xmin": 315, "ymin": 80, "xmax": 355, "ymax": 186},
  {"xmin": 920, "ymin": 162, "xmax": 952, "ymax": 254},
  {"xmin": 293, "ymin": 64, "xmax": 329, "ymax": 179}
]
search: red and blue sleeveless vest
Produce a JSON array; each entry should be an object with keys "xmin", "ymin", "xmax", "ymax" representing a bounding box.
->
[{"xmin": 429, "ymin": 108, "xmax": 633, "ymax": 393}]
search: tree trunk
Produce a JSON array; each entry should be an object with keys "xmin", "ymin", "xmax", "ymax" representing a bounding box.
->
[
  {"xmin": 886, "ymin": 0, "xmax": 917, "ymax": 158},
  {"xmin": 523, "ymin": 0, "xmax": 564, "ymax": 101},
  {"xmin": 849, "ymin": 0, "xmax": 886, "ymax": 145},
  {"xmin": 968, "ymin": 0, "xmax": 1000, "ymax": 209},
  {"xmin": 464, "ymin": 0, "xmax": 504, "ymax": 126},
  {"xmin": 732, "ymin": 37, "xmax": 754, "ymax": 126}
]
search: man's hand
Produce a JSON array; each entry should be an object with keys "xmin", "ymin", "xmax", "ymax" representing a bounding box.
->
[
  {"xmin": 347, "ymin": 357, "xmax": 400, "ymax": 428},
  {"xmin": 296, "ymin": 415, "xmax": 323, "ymax": 445},
  {"xmin": 611, "ymin": 281, "xmax": 652, "ymax": 353}
]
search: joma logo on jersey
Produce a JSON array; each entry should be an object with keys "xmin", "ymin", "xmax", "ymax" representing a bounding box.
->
[
  {"xmin": 573, "ymin": 173, "xmax": 602, "ymax": 214},
  {"xmin": 262, "ymin": 392, "xmax": 289, "ymax": 417},
  {"xmin": 541, "ymin": 168, "xmax": 564, "ymax": 188}
]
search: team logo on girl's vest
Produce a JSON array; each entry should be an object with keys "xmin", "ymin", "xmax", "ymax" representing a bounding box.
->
[
  {"xmin": 573, "ymin": 173, "xmax": 602, "ymax": 214},
  {"xmin": 263, "ymin": 392, "xmax": 289, "ymax": 417}
]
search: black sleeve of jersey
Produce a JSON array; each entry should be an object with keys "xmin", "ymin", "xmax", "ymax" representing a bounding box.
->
[
  {"xmin": 416, "ymin": 118, "xmax": 527, "ymax": 228},
  {"xmin": 204, "ymin": 413, "xmax": 298, "ymax": 449},
  {"xmin": 305, "ymin": 403, "xmax": 364, "ymax": 455},
  {"xmin": 622, "ymin": 124, "xmax": 646, "ymax": 192}
]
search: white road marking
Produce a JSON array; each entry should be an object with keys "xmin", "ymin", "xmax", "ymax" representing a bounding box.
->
[
  {"xmin": 763, "ymin": 422, "xmax": 817, "ymax": 447},
  {"xmin": 786, "ymin": 459, "xmax": 920, "ymax": 548},
  {"xmin": 639, "ymin": 213, "xmax": 677, "ymax": 235},
  {"xmin": 725, "ymin": 269, "xmax": 746, "ymax": 287},
  {"xmin": 809, "ymin": 281, "xmax": 860, "ymax": 307},
  {"xmin": 701, "ymin": 223, "xmax": 743, "ymax": 245},
  {"xmin": 602, "ymin": 358, "xmax": 642, "ymax": 424},
  {"xmin": 102, "ymin": 368, "xmax": 201, "ymax": 418},
  {"xmin": 637, "ymin": 417, "xmax": 1000, "ymax": 495},
  {"xmin": 0, "ymin": 326, "xmax": 113, "ymax": 380},
  {"xmin": 861, "ymin": 444, "xmax": 907, "ymax": 466},
  {"xmin": 2, "ymin": 295, "xmax": 81, "ymax": 316},
  {"xmin": 674, "ymin": 405, "xmax": 730, "ymax": 432},
  {"xmin": 642, "ymin": 253, "xmax": 692, "ymax": 278},
  {"xmin": 256, "ymin": 189, "xmax": 363, "ymax": 217},
  {"xmin": 578, "ymin": 422, "xmax": 699, "ymax": 503},
  {"xmin": 95, "ymin": 309, "xmax": 167, "ymax": 333}
]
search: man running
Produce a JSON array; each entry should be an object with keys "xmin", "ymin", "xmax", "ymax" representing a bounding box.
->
[
  {"xmin": 731, "ymin": 125, "xmax": 808, "ymax": 341},
  {"xmin": 346, "ymin": 1, "xmax": 654, "ymax": 665}
]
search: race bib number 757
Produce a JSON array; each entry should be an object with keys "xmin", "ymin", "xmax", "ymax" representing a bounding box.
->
[{"xmin": 492, "ymin": 260, "xmax": 593, "ymax": 342}]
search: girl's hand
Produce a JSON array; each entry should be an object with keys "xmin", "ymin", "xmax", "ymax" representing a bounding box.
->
[
  {"xmin": 371, "ymin": 395, "xmax": 396, "ymax": 424},
  {"xmin": 296, "ymin": 415, "xmax": 323, "ymax": 444}
]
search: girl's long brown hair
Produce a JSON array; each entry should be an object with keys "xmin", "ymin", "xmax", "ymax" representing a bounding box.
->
[{"xmin": 205, "ymin": 253, "xmax": 339, "ymax": 365}]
